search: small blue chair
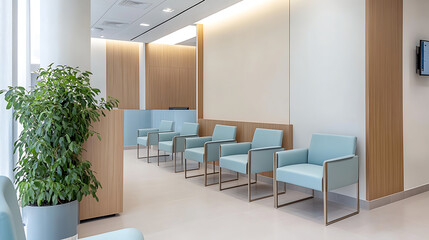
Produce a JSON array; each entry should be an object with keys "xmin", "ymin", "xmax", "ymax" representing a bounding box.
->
[
  {"xmin": 274, "ymin": 133, "xmax": 359, "ymax": 225},
  {"xmin": 157, "ymin": 122, "xmax": 200, "ymax": 171},
  {"xmin": 184, "ymin": 125, "xmax": 237, "ymax": 186},
  {"xmin": 137, "ymin": 120, "xmax": 174, "ymax": 163},
  {"xmin": 219, "ymin": 128, "xmax": 284, "ymax": 202},
  {"xmin": 0, "ymin": 176, "xmax": 144, "ymax": 240}
]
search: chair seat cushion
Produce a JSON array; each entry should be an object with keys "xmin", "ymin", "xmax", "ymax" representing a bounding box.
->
[
  {"xmin": 159, "ymin": 141, "xmax": 173, "ymax": 153},
  {"xmin": 137, "ymin": 137, "xmax": 148, "ymax": 146},
  {"xmin": 220, "ymin": 154, "xmax": 248, "ymax": 174},
  {"xmin": 184, "ymin": 147, "xmax": 205, "ymax": 163},
  {"xmin": 80, "ymin": 228, "xmax": 144, "ymax": 240},
  {"xmin": 276, "ymin": 164, "xmax": 323, "ymax": 191}
]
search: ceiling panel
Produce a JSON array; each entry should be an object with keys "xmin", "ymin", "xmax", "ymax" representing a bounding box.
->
[{"xmin": 91, "ymin": 0, "xmax": 243, "ymax": 42}]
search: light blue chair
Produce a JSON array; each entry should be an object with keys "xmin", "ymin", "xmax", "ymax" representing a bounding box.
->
[
  {"xmin": 137, "ymin": 120, "xmax": 174, "ymax": 163},
  {"xmin": 0, "ymin": 176, "xmax": 144, "ymax": 240},
  {"xmin": 184, "ymin": 125, "xmax": 237, "ymax": 186},
  {"xmin": 274, "ymin": 133, "xmax": 359, "ymax": 225},
  {"xmin": 219, "ymin": 128, "xmax": 284, "ymax": 202},
  {"xmin": 157, "ymin": 122, "xmax": 200, "ymax": 171}
]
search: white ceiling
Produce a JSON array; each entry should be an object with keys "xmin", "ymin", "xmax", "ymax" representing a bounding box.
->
[{"xmin": 91, "ymin": 0, "xmax": 242, "ymax": 43}]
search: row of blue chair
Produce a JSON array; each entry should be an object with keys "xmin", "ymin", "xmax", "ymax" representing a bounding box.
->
[{"xmin": 136, "ymin": 121, "xmax": 359, "ymax": 225}]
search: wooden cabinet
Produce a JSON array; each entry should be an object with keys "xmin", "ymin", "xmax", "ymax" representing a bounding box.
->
[{"xmin": 79, "ymin": 110, "xmax": 124, "ymax": 220}]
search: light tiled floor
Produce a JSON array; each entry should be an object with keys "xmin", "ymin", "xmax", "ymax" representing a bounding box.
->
[{"xmin": 79, "ymin": 149, "xmax": 429, "ymax": 240}]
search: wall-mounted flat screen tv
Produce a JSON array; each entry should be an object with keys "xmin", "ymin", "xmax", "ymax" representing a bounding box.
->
[{"xmin": 419, "ymin": 40, "xmax": 429, "ymax": 76}]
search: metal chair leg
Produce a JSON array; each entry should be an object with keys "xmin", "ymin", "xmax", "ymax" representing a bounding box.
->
[
  {"xmin": 184, "ymin": 159, "xmax": 203, "ymax": 178},
  {"xmin": 248, "ymin": 169, "xmax": 252, "ymax": 202},
  {"xmin": 147, "ymin": 146, "xmax": 150, "ymax": 163},
  {"xmin": 174, "ymin": 152, "xmax": 177, "ymax": 173},
  {"xmin": 204, "ymin": 157, "xmax": 208, "ymax": 186},
  {"xmin": 184, "ymin": 158, "xmax": 187, "ymax": 178},
  {"xmin": 219, "ymin": 167, "xmax": 222, "ymax": 191}
]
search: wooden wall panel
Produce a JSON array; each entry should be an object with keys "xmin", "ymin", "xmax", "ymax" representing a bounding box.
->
[
  {"xmin": 197, "ymin": 24, "xmax": 204, "ymax": 118},
  {"xmin": 366, "ymin": 0, "xmax": 404, "ymax": 201},
  {"xmin": 106, "ymin": 40, "xmax": 140, "ymax": 109},
  {"xmin": 198, "ymin": 119, "xmax": 293, "ymax": 178},
  {"xmin": 80, "ymin": 110, "xmax": 124, "ymax": 220},
  {"xmin": 145, "ymin": 44, "xmax": 196, "ymax": 110}
]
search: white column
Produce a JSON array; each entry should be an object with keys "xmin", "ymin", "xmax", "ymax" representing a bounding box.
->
[{"xmin": 40, "ymin": 0, "xmax": 90, "ymax": 70}]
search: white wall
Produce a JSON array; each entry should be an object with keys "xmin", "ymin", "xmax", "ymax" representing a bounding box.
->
[
  {"xmin": 403, "ymin": 0, "xmax": 429, "ymax": 190},
  {"xmin": 289, "ymin": 0, "xmax": 366, "ymax": 199},
  {"xmin": 201, "ymin": 0, "xmax": 290, "ymax": 124},
  {"xmin": 91, "ymin": 38, "xmax": 107, "ymax": 101}
]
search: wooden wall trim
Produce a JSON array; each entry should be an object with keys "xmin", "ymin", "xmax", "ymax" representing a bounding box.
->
[
  {"xmin": 106, "ymin": 40, "xmax": 140, "ymax": 109},
  {"xmin": 145, "ymin": 43, "xmax": 196, "ymax": 110},
  {"xmin": 80, "ymin": 110, "xmax": 124, "ymax": 220},
  {"xmin": 198, "ymin": 119, "xmax": 293, "ymax": 178},
  {"xmin": 366, "ymin": 0, "xmax": 404, "ymax": 201},
  {"xmin": 197, "ymin": 24, "xmax": 204, "ymax": 119}
]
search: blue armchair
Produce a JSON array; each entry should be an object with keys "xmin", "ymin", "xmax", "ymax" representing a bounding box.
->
[
  {"xmin": 0, "ymin": 176, "xmax": 144, "ymax": 240},
  {"xmin": 184, "ymin": 124, "xmax": 237, "ymax": 186},
  {"xmin": 157, "ymin": 122, "xmax": 200, "ymax": 171},
  {"xmin": 219, "ymin": 128, "xmax": 284, "ymax": 202},
  {"xmin": 274, "ymin": 133, "xmax": 359, "ymax": 225},
  {"xmin": 137, "ymin": 120, "xmax": 174, "ymax": 163}
]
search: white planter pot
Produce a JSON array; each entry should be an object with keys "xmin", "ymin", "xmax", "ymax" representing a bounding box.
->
[{"xmin": 22, "ymin": 200, "xmax": 78, "ymax": 240}]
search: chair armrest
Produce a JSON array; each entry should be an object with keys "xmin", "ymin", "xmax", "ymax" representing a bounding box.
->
[
  {"xmin": 205, "ymin": 139, "xmax": 237, "ymax": 162},
  {"xmin": 137, "ymin": 128, "xmax": 158, "ymax": 137},
  {"xmin": 275, "ymin": 148, "xmax": 309, "ymax": 168},
  {"xmin": 147, "ymin": 131, "xmax": 174, "ymax": 146},
  {"xmin": 185, "ymin": 136, "xmax": 212, "ymax": 149},
  {"xmin": 80, "ymin": 228, "xmax": 144, "ymax": 240},
  {"xmin": 323, "ymin": 155, "xmax": 359, "ymax": 191},
  {"xmin": 220, "ymin": 142, "xmax": 252, "ymax": 157},
  {"xmin": 249, "ymin": 146, "xmax": 284, "ymax": 174},
  {"xmin": 173, "ymin": 134, "xmax": 198, "ymax": 152},
  {"xmin": 159, "ymin": 132, "xmax": 180, "ymax": 142}
]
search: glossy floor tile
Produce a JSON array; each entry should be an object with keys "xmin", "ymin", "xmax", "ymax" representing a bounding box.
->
[{"xmin": 78, "ymin": 149, "xmax": 429, "ymax": 240}]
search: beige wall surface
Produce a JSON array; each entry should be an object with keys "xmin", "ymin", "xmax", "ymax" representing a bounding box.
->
[
  {"xmin": 201, "ymin": 0, "xmax": 290, "ymax": 124},
  {"xmin": 289, "ymin": 0, "xmax": 366, "ymax": 199},
  {"xmin": 403, "ymin": 0, "xmax": 429, "ymax": 190}
]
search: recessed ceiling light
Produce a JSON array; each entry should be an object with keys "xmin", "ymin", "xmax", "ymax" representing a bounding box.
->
[
  {"xmin": 140, "ymin": 23, "xmax": 150, "ymax": 27},
  {"xmin": 100, "ymin": 36, "xmax": 104, "ymax": 38},
  {"xmin": 162, "ymin": 8, "xmax": 174, "ymax": 13}
]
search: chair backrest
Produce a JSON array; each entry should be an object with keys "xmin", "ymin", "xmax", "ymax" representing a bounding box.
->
[
  {"xmin": 159, "ymin": 120, "xmax": 174, "ymax": 131},
  {"xmin": 180, "ymin": 122, "xmax": 199, "ymax": 136},
  {"xmin": 251, "ymin": 128, "xmax": 283, "ymax": 149},
  {"xmin": 212, "ymin": 125, "xmax": 237, "ymax": 141},
  {"xmin": 308, "ymin": 133, "xmax": 357, "ymax": 166},
  {"xmin": 0, "ymin": 176, "xmax": 26, "ymax": 240}
]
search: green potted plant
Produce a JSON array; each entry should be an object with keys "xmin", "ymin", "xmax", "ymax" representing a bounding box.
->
[{"xmin": 0, "ymin": 64, "xmax": 118, "ymax": 240}]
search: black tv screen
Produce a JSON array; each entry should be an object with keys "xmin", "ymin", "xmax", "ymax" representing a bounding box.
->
[{"xmin": 420, "ymin": 40, "xmax": 429, "ymax": 76}]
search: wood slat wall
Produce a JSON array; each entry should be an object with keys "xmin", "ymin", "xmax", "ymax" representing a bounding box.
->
[
  {"xmin": 198, "ymin": 119, "xmax": 293, "ymax": 178},
  {"xmin": 106, "ymin": 40, "xmax": 140, "ymax": 109},
  {"xmin": 366, "ymin": 0, "xmax": 404, "ymax": 201},
  {"xmin": 197, "ymin": 24, "xmax": 204, "ymax": 118},
  {"xmin": 80, "ymin": 110, "xmax": 124, "ymax": 220},
  {"xmin": 145, "ymin": 44, "xmax": 196, "ymax": 110}
]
